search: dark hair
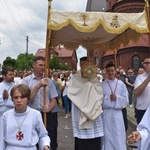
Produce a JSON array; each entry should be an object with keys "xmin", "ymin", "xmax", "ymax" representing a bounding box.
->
[
  {"xmin": 2, "ymin": 67, "xmax": 14, "ymax": 76},
  {"xmin": 32, "ymin": 56, "xmax": 45, "ymax": 63},
  {"xmin": 80, "ymin": 57, "xmax": 88, "ymax": 62},
  {"xmin": 10, "ymin": 84, "xmax": 31, "ymax": 101},
  {"xmin": 116, "ymin": 71, "xmax": 120, "ymax": 75},
  {"xmin": 106, "ymin": 63, "xmax": 116, "ymax": 69}
]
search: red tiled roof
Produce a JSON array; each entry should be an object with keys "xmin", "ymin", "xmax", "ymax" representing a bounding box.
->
[
  {"xmin": 55, "ymin": 46, "xmax": 74, "ymax": 57},
  {"xmin": 35, "ymin": 49, "xmax": 45, "ymax": 57},
  {"xmin": 35, "ymin": 47, "xmax": 74, "ymax": 58}
]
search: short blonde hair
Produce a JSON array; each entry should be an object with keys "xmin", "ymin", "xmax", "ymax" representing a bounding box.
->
[{"xmin": 10, "ymin": 84, "xmax": 31, "ymax": 101}]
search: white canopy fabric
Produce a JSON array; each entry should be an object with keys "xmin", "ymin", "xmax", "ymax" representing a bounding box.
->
[{"xmin": 48, "ymin": 8, "xmax": 149, "ymax": 51}]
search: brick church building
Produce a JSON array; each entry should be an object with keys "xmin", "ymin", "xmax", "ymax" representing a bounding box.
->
[{"xmin": 86, "ymin": 0, "xmax": 150, "ymax": 74}]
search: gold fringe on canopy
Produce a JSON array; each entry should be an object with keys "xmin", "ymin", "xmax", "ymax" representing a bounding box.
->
[{"xmin": 47, "ymin": 9, "xmax": 149, "ymax": 51}]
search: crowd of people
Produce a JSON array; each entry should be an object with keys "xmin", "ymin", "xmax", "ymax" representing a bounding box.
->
[{"xmin": 0, "ymin": 56, "xmax": 150, "ymax": 150}]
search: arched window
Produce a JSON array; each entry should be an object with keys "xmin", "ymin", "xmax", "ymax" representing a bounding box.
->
[{"xmin": 133, "ymin": 55, "xmax": 139, "ymax": 70}]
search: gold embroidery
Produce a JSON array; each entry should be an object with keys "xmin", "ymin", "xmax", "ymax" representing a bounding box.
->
[
  {"xmin": 110, "ymin": 15, "xmax": 120, "ymax": 28},
  {"xmin": 81, "ymin": 14, "xmax": 88, "ymax": 26},
  {"xmin": 90, "ymin": 104, "xmax": 101, "ymax": 119}
]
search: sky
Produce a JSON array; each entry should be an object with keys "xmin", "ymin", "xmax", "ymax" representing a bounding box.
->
[{"xmin": 0, "ymin": 0, "xmax": 87, "ymax": 68}]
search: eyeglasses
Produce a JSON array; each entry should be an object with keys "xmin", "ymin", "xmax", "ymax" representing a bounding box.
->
[{"xmin": 142, "ymin": 62, "xmax": 150, "ymax": 65}]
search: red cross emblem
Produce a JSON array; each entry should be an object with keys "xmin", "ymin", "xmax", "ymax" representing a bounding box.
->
[{"xmin": 16, "ymin": 131, "xmax": 23, "ymax": 140}]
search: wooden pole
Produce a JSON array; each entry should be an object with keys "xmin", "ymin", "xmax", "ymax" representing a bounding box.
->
[
  {"xmin": 145, "ymin": 0, "xmax": 150, "ymax": 53},
  {"xmin": 148, "ymin": 0, "xmax": 150, "ymax": 53},
  {"xmin": 114, "ymin": 49, "xmax": 117, "ymax": 68},
  {"xmin": 43, "ymin": 0, "xmax": 52, "ymax": 127}
]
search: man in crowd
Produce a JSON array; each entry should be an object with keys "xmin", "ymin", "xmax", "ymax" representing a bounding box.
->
[
  {"xmin": 68, "ymin": 57, "xmax": 103, "ymax": 150},
  {"xmin": 0, "ymin": 67, "xmax": 15, "ymax": 147},
  {"xmin": 22, "ymin": 56, "xmax": 58, "ymax": 150},
  {"xmin": 125, "ymin": 69, "xmax": 136, "ymax": 107},
  {"xmin": 134, "ymin": 57, "xmax": 150, "ymax": 124},
  {"xmin": 52, "ymin": 72, "xmax": 61, "ymax": 106}
]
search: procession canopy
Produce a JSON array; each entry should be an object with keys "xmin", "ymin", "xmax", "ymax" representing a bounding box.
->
[{"xmin": 48, "ymin": 9, "xmax": 149, "ymax": 51}]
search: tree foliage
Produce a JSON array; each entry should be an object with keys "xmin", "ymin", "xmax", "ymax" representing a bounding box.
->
[
  {"xmin": 3, "ymin": 53, "xmax": 71, "ymax": 71},
  {"xmin": 3, "ymin": 57, "xmax": 16, "ymax": 68},
  {"xmin": 50, "ymin": 54, "xmax": 61, "ymax": 70},
  {"xmin": 50, "ymin": 54, "xmax": 71, "ymax": 70},
  {"xmin": 15, "ymin": 53, "xmax": 34, "ymax": 71},
  {"xmin": 3, "ymin": 53, "xmax": 34, "ymax": 71}
]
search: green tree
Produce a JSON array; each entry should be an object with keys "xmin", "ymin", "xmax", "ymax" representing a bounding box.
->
[
  {"xmin": 50, "ymin": 54, "xmax": 71, "ymax": 70},
  {"xmin": 60, "ymin": 64, "xmax": 71, "ymax": 70},
  {"xmin": 15, "ymin": 53, "xmax": 34, "ymax": 71},
  {"xmin": 50, "ymin": 54, "xmax": 61, "ymax": 70},
  {"xmin": 3, "ymin": 57, "xmax": 16, "ymax": 68}
]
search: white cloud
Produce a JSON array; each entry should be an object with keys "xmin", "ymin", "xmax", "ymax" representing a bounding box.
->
[{"xmin": 0, "ymin": 0, "xmax": 87, "ymax": 66}]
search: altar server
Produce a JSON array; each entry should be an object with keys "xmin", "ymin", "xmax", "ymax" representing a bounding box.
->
[
  {"xmin": 102, "ymin": 63, "xmax": 129, "ymax": 150},
  {"xmin": 0, "ymin": 67, "xmax": 16, "ymax": 148},
  {"xmin": 1, "ymin": 84, "xmax": 50, "ymax": 150}
]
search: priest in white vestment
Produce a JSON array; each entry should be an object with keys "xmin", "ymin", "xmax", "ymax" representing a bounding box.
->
[
  {"xmin": 68, "ymin": 57, "xmax": 103, "ymax": 150},
  {"xmin": 102, "ymin": 63, "xmax": 129, "ymax": 150}
]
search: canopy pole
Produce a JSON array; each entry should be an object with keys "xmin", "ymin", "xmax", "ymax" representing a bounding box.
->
[
  {"xmin": 145, "ymin": 0, "xmax": 150, "ymax": 52},
  {"xmin": 114, "ymin": 49, "xmax": 117, "ymax": 68},
  {"xmin": 43, "ymin": 0, "xmax": 52, "ymax": 127},
  {"xmin": 148, "ymin": 0, "xmax": 150, "ymax": 53}
]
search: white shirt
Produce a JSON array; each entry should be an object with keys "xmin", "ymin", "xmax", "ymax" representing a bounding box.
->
[
  {"xmin": 0, "ymin": 81, "xmax": 15, "ymax": 150},
  {"xmin": 1, "ymin": 106, "xmax": 50, "ymax": 150},
  {"xmin": 0, "ymin": 81, "xmax": 15, "ymax": 113},
  {"xmin": 14, "ymin": 77, "xmax": 23, "ymax": 85},
  {"xmin": 62, "ymin": 80, "xmax": 69, "ymax": 97},
  {"xmin": 134, "ymin": 72, "xmax": 150, "ymax": 110},
  {"xmin": 136, "ymin": 105, "xmax": 150, "ymax": 150}
]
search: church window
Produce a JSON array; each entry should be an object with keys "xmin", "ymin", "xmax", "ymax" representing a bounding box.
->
[{"xmin": 133, "ymin": 55, "xmax": 139, "ymax": 70}]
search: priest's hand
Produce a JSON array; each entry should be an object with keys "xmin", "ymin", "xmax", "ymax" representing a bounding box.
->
[
  {"xmin": 110, "ymin": 92, "xmax": 116, "ymax": 101},
  {"xmin": 127, "ymin": 131, "xmax": 141, "ymax": 143},
  {"xmin": 3, "ymin": 89, "xmax": 9, "ymax": 99},
  {"xmin": 43, "ymin": 145, "xmax": 50, "ymax": 150}
]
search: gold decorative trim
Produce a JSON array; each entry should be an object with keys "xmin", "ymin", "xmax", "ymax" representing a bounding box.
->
[{"xmin": 110, "ymin": 15, "xmax": 120, "ymax": 28}]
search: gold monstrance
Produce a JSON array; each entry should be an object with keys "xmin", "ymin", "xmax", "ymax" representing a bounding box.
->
[{"xmin": 82, "ymin": 59, "xmax": 97, "ymax": 80}]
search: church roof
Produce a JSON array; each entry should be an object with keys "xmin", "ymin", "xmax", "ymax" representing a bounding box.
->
[
  {"xmin": 35, "ymin": 47, "xmax": 74, "ymax": 58},
  {"xmin": 54, "ymin": 46, "xmax": 74, "ymax": 57}
]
